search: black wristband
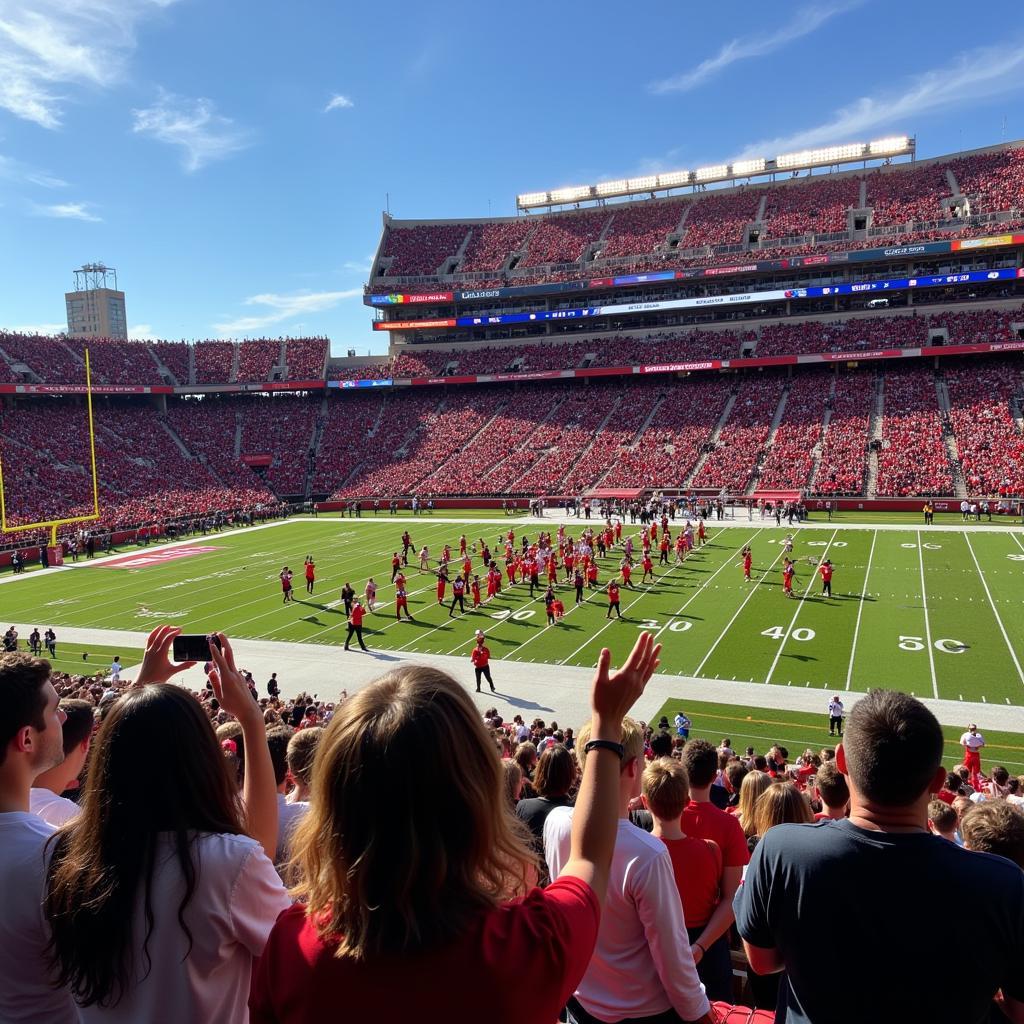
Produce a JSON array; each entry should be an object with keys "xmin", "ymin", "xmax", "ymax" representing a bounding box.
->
[{"xmin": 584, "ymin": 739, "xmax": 625, "ymax": 760}]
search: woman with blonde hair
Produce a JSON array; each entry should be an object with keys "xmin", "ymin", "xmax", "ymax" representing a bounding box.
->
[
  {"xmin": 736, "ymin": 768, "xmax": 773, "ymax": 838},
  {"xmin": 250, "ymin": 634, "xmax": 662, "ymax": 1024},
  {"xmin": 751, "ymin": 781, "xmax": 813, "ymax": 844}
]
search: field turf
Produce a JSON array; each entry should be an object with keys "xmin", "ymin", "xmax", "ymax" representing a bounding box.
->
[
  {"xmin": 6, "ymin": 516, "xmax": 1024, "ymax": 708},
  {"xmin": 649, "ymin": 698, "xmax": 1024, "ymax": 773}
]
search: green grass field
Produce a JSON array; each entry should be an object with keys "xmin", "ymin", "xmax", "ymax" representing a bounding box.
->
[
  {"xmin": 6, "ymin": 516, "xmax": 1024, "ymax": 707},
  {"xmin": 649, "ymin": 698, "xmax": 1024, "ymax": 772}
]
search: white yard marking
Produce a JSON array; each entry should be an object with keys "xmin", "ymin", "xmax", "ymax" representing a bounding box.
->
[
  {"xmin": 845, "ymin": 529, "xmax": 877, "ymax": 691},
  {"xmin": 965, "ymin": 534, "xmax": 1024, "ymax": 689},
  {"xmin": 917, "ymin": 532, "xmax": 939, "ymax": 699}
]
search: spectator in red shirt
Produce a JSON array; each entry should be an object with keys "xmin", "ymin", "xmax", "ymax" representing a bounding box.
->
[
  {"xmin": 249, "ymin": 634, "xmax": 663, "ymax": 1024},
  {"xmin": 642, "ymin": 757, "xmax": 732, "ymax": 1002},
  {"xmin": 680, "ymin": 739, "xmax": 749, "ymax": 985}
]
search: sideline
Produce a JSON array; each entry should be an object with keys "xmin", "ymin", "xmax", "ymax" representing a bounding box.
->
[{"xmin": 11, "ymin": 621, "xmax": 1024, "ymax": 735}]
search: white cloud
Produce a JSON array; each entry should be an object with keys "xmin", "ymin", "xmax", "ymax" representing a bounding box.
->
[
  {"xmin": 0, "ymin": 153, "xmax": 67, "ymax": 187},
  {"xmin": 132, "ymin": 89, "xmax": 251, "ymax": 172},
  {"xmin": 324, "ymin": 93, "xmax": 354, "ymax": 112},
  {"xmin": 128, "ymin": 323, "xmax": 158, "ymax": 341},
  {"xmin": 0, "ymin": 1, "xmax": 178, "ymax": 129},
  {"xmin": 342, "ymin": 254, "xmax": 373, "ymax": 274},
  {"xmin": 10, "ymin": 322, "xmax": 65, "ymax": 335},
  {"xmin": 215, "ymin": 289, "xmax": 362, "ymax": 334},
  {"xmin": 31, "ymin": 200, "xmax": 101, "ymax": 221},
  {"xmin": 649, "ymin": 2, "xmax": 860, "ymax": 94},
  {"xmin": 736, "ymin": 39, "xmax": 1024, "ymax": 158}
]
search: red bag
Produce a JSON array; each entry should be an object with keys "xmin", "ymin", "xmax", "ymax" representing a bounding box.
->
[{"xmin": 710, "ymin": 1002, "xmax": 775, "ymax": 1023}]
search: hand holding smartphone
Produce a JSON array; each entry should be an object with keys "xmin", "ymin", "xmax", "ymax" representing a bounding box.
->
[{"xmin": 172, "ymin": 633, "xmax": 223, "ymax": 663}]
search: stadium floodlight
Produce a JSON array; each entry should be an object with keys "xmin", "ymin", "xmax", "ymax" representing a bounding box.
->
[
  {"xmin": 869, "ymin": 135, "xmax": 910, "ymax": 155},
  {"xmin": 626, "ymin": 175, "xmax": 659, "ymax": 192},
  {"xmin": 656, "ymin": 170, "xmax": 691, "ymax": 188},
  {"xmin": 695, "ymin": 164, "xmax": 728, "ymax": 181},
  {"xmin": 777, "ymin": 143, "xmax": 866, "ymax": 168},
  {"xmin": 549, "ymin": 185, "xmax": 592, "ymax": 204},
  {"xmin": 517, "ymin": 191, "xmax": 549, "ymax": 209},
  {"xmin": 596, "ymin": 179, "xmax": 629, "ymax": 197},
  {"xmin": 732, "ymin": 158, "xmax": 766, "ymax": 176}
]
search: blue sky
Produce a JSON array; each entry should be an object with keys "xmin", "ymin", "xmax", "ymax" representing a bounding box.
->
[{"xmin": 3, "ymin": 1, "xmax": 1024, "ymax": 356}]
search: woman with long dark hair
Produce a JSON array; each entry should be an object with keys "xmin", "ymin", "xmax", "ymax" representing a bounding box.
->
[
  {"xmin": 44, "ymin": 627, "xmax": 289, "ymax": 1022},
  {"xmin": 251, "ymin": 633, "xmax": 662, "ymax": 1024}
]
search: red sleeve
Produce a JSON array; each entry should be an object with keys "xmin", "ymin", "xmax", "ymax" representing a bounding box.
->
[
  {"xmin": 494, "ymin": 877, "xmax": 600, "ymax": 1013},
  {"xmin": 250, "ymin": 904, "xmax": 304, "ymax": 1024},
  {"xmin": 721, "ymin": 813, "xmax": 751, "ymax": 868}
]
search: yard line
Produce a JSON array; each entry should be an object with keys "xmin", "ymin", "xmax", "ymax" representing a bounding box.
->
[
  {"xmin": 845, "ymin": 529, "xmax": 877, "ymax": 691},
  {"xmin": 692, "ymin": 531, "xmax": 796, "ymax": 678},
  {"xmin": 965, "ymin": 534, "xmax": 1024, "ymax": 689},
  {"xmin": 917, "ymin": 531, "xmax": 939, "ymax": 699},
  {"xmin": 764, "ymin": 530, "xmax": 838, "ymax": 685},
  {"xmin": 649, "ymin": 530, "xmax": 762, "ymax": 647},
  {"xmin": 1010, "ymin": 532, "xmax": 1024, "ymax": 554}
]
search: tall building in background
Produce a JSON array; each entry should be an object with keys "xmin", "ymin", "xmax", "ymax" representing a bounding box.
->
[{"xmin": 65, "ymin": 263, "xmax": 127, "ymax": 339}]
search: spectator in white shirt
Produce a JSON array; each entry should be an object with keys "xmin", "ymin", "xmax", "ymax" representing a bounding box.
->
[
  {"xmin": 545, "ymin": 716, "xmax": 713, "ymax": 1024},
  {"xmin": 267, "ymin": 726, "xmax": 310, "ymax": 865},
  {"xmin": 30, "ymin": 698, "xmax": 93, "ymax": 827},
  {"xmin": 0, "ymin": 649, "xmax": 79, "ymax": 1024},
  {"xmin": 44, "ymin": 628, "xmax": 290, "ymax": 1024}
]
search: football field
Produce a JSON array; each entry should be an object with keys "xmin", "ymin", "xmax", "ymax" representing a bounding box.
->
[{"xmin": 6, "ymin": 515, "xmax": 1024, "ymax": 708}]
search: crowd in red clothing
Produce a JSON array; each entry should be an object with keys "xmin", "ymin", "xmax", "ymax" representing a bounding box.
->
[
  {"xmin": 812, "ymin": 371, "xmax": 876, "ymax": 495},
  {"xmin": 756, "ymin": 374, "xmax": 830, "ymax": 490}
]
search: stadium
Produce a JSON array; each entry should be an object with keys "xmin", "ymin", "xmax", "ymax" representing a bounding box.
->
[{"xmin": 3, "ymin": 8, "xmax": 1024, "ymax": 1017}]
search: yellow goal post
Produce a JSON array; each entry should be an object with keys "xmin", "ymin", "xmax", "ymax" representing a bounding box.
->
[{"xmin": 0, "ymin": 348, "xmax": 101, "ymax": 548}]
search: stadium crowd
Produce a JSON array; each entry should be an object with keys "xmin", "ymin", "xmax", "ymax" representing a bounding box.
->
[{"xmin": 2, "ymin": 626, "xmax": 1022, "ymax": 1023}]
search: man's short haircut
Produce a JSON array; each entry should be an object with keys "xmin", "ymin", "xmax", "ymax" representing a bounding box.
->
[
  {"xmin": 753, "ymin": 755, "xmax": 768, "ymax": 772},
  {"xmin": 577, "ymin": 716, "xmax": 644, "ymax": 773},
  {"xmin": 59, "ymin": 699, "xmax": 95, "ymax": 755},
  {"xmin": 680, "ymin": 738, "xmax": 719, "ymax": 788},
  {"xmin": 927, "ymin": 800, "xmax": 958, "ymax": 834},
  {"xmin": 286, "ymin": 726, "xmax": 323, "ymax": 787},
  {"xmin": 0, "ymin": 653, "xmax": 51, "ymax": 767},
  {"xmin": 643, "ymin": 757, "xmax": 690, "ymax": 820},
  {"xmin": 533, "ymin": 744, "xmax": 575, "ymax": 798},
  {"xmin": 841, "ymin": 689, "xmax": 943, "ymax": 806},
  {"xmin": 266, "ymin": 726, "xmax": 293, "ymax": 786},
  {"xmin": 815, "ymin": 760, "xmax": 850, "ymax": 809},
  {"xmin": 650, "ymin": 730, "xmax": 673, "ymax": 758},
  {"xmin": 960, "ymin": 802, "xmax": 1024, "ymax": 868},
  {"xmin": 992, "ymin": 766, "xmax": 1010, "ymax": 786}
]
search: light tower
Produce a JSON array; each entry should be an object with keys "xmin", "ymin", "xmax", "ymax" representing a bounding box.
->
[{"xmin": 65, "ymin": 262, "xmax": 127, "ymax": 338}]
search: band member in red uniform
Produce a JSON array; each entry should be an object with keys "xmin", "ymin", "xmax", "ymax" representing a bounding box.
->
[
  {"xmin": 345, "ymin": 598, "xmax": 368, "ymax": 651},
  {"xmin": 280, "ymin": 566, "xmax": 294, "ymax": 603},
  {"xmin": 459, "ymin": 534, "xmax": 467, "ymax": 556},
  {"xmin": 698, "ymin": 520, "xmax": 706, "ymax": 545},
  {"xmin": 304, "ymin": 556, "xmax": 316, "ymax": 594},
  {"xmin": 587, "ymin": 561, "xmax": 599, "ymax": 590},
  {"xmin": 401, "ymin": 530, "xmax": 412, "ymax": 565},
  {"xmin": 471, "ymin": 631, "xmax": 495, "ymax": 692},
  {"xmin": 606, "ymin": 580, "xmax": 622, "ymax": 619},
  {"xmin": 659, "ymin": 535, "xmax": 670, "ymax": 565},
  {"xmin": 621, "ymin": 558, "xmax": 634, "ymax": 589},
  {"xmin": 471, "ymin": 575, "xmax": 482, "ymax": 608},
  {"xmin": 436, "ymin": 567, "xmax": 450, "ymax": 605},
  {"xmin": 742, "ymin": 546, "xmax": 753, "ymax": 581},
  {"xmin": 449, "ymin": 576, "xmax": 466, "ymax": 617},
  {"xmin": 782, "ymin": 557, "xmax": 796, "ymax": 598},
  {"xmin": 818, "ymin": 558, "xmax": 833, "ymax": 597},
  {"xmin": 391, "ymin": 552, "xmax": 401, "ymax": 583},
  {"xmin": 641, "ymin": 552, "xmax": 654, "ymax": 584},
  {"xmin": 614, "ymin": 519, "xmax": 622, "ymax": 542},
  {"xmin": 395, "ymin": 586, "xmax": 413, "ymax": 620}
]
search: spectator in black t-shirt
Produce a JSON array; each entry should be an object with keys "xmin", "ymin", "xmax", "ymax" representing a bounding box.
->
[
  {"xmin": 734, "ymin": 688, "xmax": 1024, "ymax": 1024},
  {"xmin": 267, "ymin": 673, "xmax": 280, "ymax": 699},
  {"xmin": 515, "ymin": 745, "xmax": 575, "ymax": 885}
]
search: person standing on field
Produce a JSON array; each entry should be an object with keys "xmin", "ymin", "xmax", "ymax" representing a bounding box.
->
[
  {"xmin": 304, "ymin": 557, "xmax": 315, "ymax": 595},
  {"xmin": 471, "ymin": 632, "xmax": 494, "ymax": 693},
  {"xmin": 345, "ymin": 599, "xmax": 368, "ymax": 652},
  {"xmin": 828, "ymin": 696, "xmax": 844, "ymax": 737},
  {"xmin": 818, "ymin": 559, "xmax": 833, "ymax": 598}
]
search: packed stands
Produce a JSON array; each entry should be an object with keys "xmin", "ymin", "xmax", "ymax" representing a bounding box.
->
[
  {"xmin": 380, "ymin": 223, "xmax": 470, "ymax": 276},
  {"xmin": 811, "ymin": 371, "xmax": 876, "ymax": 495},
  {"xmin": 945, "ymin": 361, "xmax": 1024, "ymax": 495},
  {"xmin": 599, "ymin": 200, "xmax": 685, "ymax": 258},
  {"xmin": 756, "ymin": 314, "xmax": 929, "ymax": 358},
  {"xmin": 238, "ymin": 396, "xmax": 320, "ymax": 494},
  {"xmin": 520, "ymin": 209, "xmax": 610, "ymax": 267},
  {"xmin": 0, "ymin": 333, "xmax": 84, "ymax": 384},
  {"xmin": 285, "ymin": 337, "xmax": 329, "ymax": 379},
  {"xmin": 601, "ymin": 378, "xmax": 734, "ymax": 487},
  {"xmin": 63, "ymin": 337, "xmax": 162, "ymax": 385},
  {"xmin": 193, "ymin": 341, "xmax": 236, "ymax": 384},
  {"xmin": 867, "ymin": 164, "xmax": 951, "ymax": 226},
  {"xmin": 693, "ymin": 376, "xmax": 787, "ymax": 490},
  {"xmin": 756, "ymin": 374, "xmax": 830, "ymax": 489},
  {"xmin": 948, "ymin": 148, "xmax": 1024, "ymax": 213},
  {"xmin": 152, "ymin": 340, "xmax": 191, "ymax": 383},
  {"xmin": 236, "ymin": 339, "xmax": 281, "ymax": 383},
  {"xmin": 679, "ymin": 189, "xmax": 760, "ymax": 249},
  {"xmin": 761, "ymin": 175, "xmax": 860, "ymax": 238},
  {"xmin": 164, "ymin": 399, "xmax": 265, "ymax": 491},
  {"xmin": 311, "ymin": 393, "xmax": 385, "ymax": 493},
  {"xmin": 876, "ymin": 366, "xmax": 953, "ymax": 496},
  {"xmin": 460, "ymin": 220, "xmax": 533, "ymax": 273}
]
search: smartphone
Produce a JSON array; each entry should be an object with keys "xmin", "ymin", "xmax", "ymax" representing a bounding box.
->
[{"xmin": 172, "ymin": 633, "xmax": 222, "ymax": 663}]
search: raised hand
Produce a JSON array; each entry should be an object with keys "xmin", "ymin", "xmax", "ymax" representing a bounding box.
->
[
  {"xmin": 208, "ymin": 634, "xmax": 260, "ymax": 725},
  {"xmin": 590, "ymin": 631, "xmax": 661, "ymax": 727},
  {"xmin": 132, "ymin": 625, "xmax": 195, "ymax": 687}
]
